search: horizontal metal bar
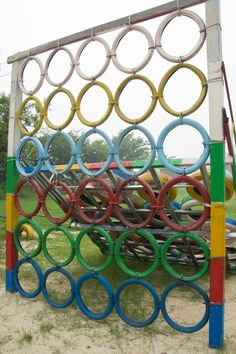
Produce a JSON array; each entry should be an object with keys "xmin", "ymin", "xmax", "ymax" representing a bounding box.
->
[
  {"xmin": 7, "ymin": 0, "xmax": 206, "ymax": 63},
  {"xmin": 52, "ymin": 155, "xmax": 233, "ymax": 173},
  {"xmin": 69, "ymin": 222, "xmax": 236, "ymax": 239},
  {"xmin": 79, "ymin": 207, "xmax": 205, "ymax": 218},
  {"xmin": 70, "ymin": 222, "xmax": 209, "ymax": 235},
  {"xmin": 67, "ymin": 183, "xmax": 203, "ymax": 192}
]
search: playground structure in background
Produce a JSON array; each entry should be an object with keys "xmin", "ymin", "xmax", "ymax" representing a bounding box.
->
[{"xmin": 5, "ymin": 0, "xmax": 236, "ymax": 349}]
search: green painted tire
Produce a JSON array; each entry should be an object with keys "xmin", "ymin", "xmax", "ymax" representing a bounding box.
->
[
  {"xmin": 75, "ymin": 226, "xmax": 114, "ymax": 272},
  {"xmin": 13, "ymin": 218, "xmax": 43, "ymax": 258},
  {"xmin": 114, "ymin": 229, "xmax": 161, "ymax": 277},
  {"xmin": 42, "ymin": 225, "xmax": 75, "ymax": 267},
  {"xmin": 161, "ymin": 232, "xmax": 209, "ymax": 281}
]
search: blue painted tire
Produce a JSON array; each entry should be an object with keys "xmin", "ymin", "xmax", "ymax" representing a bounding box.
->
[
  {"xmin": 13, "ymin": 258, "xmax": 43, "ymax": 298},
  {"xmin": 157, "ymin": 118, "xmax": 210, "ymax": 175},
  {"xmin": 16, "ymin": 136, "xmax": 44, "ymax": 177},
  {"xmin": 44, "ymin": 131, "xmax": 76, "ymax": 174},
  {"xmin": 113, "ymin": 169, "xmax": 132, "ymax": 181},
  {"xmin": 42, "ymin": 267, "xmax": 75, "ymax": 308},
  {"xmin": 75, "ymin": 273, "xmax": 114, "ymax": 320},
  {"xmin": 171, "ymin": 200, "xmax": 181, "ymax": 210},
  {"xmin": 114, "ymin": 125, "xmax": 156, "ymax": 176},
  {"xmin": 226, "ymin": 217, "xmax": 236, "ymax": 226},
  {"xmin": 161, "ymin": 281, "xmax": 209, "ymax": 332},
  {"xmin": 76, "ymin": 128, "xmax": 113, "ymax": 176},
  {"xmin": 114, "ymin": 278, "xmax": 160, "ymax": 327}
]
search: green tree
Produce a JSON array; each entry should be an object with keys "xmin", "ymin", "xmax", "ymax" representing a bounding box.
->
[
  {"xmin": 37, "ymin": 129, "xmax": 149, "ymax": 166},
  {"xmin": 0, "ymin": 91, "xmax": 150, "ymax": 194},
  {"xmin": 20, "ymin": 100, "xmax": 40, "ymax": 131},
  {"xmin": 0, "ymin": 93, "xmax": 39, "ymax": 195},
  {"xmin": 37, "ymin": 129, "xmax": 109, "ymax": 165},
  {"xmin": 0, "ymin": 93, "xmax": 10, "ymax": 194},
  {"xmin": 37, "ymin": 129, "xmax": 83, "ymax": 165},
  {"xmin": 80, "ymin": 138, "xmax": 109, "ymax": 163},
  {"xmin": 112, "ymin": 132, "xmax": 150, "ymax": 161}
]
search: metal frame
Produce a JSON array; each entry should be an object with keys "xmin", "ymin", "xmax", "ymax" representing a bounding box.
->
[
  {"xmin": 6, "ymin": 0, "xmax": 226, "ymax": 349},
  {"xmin": 205, "ymin": 0, "xmax": 225, "ymax": 348},
  {"xmin": 7, "ymin": 0, "xmax": 205, "ymax": 64},
  {"xmin": 6, "ymin": 61, "xmax": 22, "ymax": 291}
]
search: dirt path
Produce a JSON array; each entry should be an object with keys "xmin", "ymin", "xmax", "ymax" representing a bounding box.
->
[{"xmin": 0, "ymin": 274, "xmax": 235, "ymax": 354}]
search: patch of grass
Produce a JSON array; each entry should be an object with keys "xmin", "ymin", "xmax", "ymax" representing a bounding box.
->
[
  {"xmin": 0, "ymin": 198, "xmax": 6, "ymax": 218},
  {"xmin": 0, "ymin": 269, "xmax": 5, "ymax": 283},
  {"xmin": 0, "ymin": 196, "xmax": 70, "ymax": 234},
  {"xmin": 0, "ymin": 219, "xmax": 5, "ymax": 241},
  {"xmin": 15, "ymin": 196, "xmax": 70, "ymax": 230},
  {"xmin": 109, "ymin": 324, "xmax": 127, "ymax": 340},
  {"xmin": 34, "ymin": 310, "xmax": 45, "ymax": 321},
  {"xmin": 19, "ymin": 330, "xmax": 33, "ymax": 344},
  {"xmin": 226, "ymin": 195, "xmax": 236, "ymax": 218},
  {"xmin": 0, "ymin": 335, "xmax": 12, "ymax": 347},
  {"xmin": 40, "ymin": 322, "xmax": 54, "ymax": 333}
]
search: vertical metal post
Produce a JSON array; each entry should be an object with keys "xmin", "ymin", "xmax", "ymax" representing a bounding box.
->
[
  {"xmin": 5, "ymin": 61, "xmax": 22, "ymax": 292},
  {"xmin": 205, "ymin": 0, "xmax": 225, "ymax": 348}
]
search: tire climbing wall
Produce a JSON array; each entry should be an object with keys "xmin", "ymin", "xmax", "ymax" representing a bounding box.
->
[{"xmin": 6, "ymin": 0, "xmax": 228, "ymax": 349}]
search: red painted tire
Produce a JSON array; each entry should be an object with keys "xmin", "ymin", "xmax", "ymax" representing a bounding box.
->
[
  {"xmin": 74, "ymin": 177, "xmax": 114, "ymax": 224},
  {"xmin": 41, "ymin": 181, "xmax": 74, "ymax": 224},
  {"xmin": 14, "ymin": 179, "xmax": 43, "ymax": 218},
  {"xmin": 157, "ymin": 176, "xmax": 210, "ymax": 232},
  {"xmin": 114, "ymin": 177, "xmax": 156, "ymax": 228}
]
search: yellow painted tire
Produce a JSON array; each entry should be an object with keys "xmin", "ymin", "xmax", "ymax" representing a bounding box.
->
[
  {"xmin": 128, "ymin": 192, "xmax": 146, "ymax": 208},
  {"xmin": 187, "ymin": 170, "xmax": 234, "ymax": 201},
  {"xmin": 44, "ymin": 87, "xmax": 76, "ymax": 130},
  {"xmin": 114, "ymin": 74, "xmax": 158, "ymax": 124},
  {"xmin": 17, "ymin": 96, "xmax": 44, "ymax": 136},
  {"xmin": 138, "ymin": 171, "xmax": 177, "ymax": 201},
  {"xmin": 158, "ymin": 63, "xmax": 207, "ymax": 116},
  {"xmin": 76, "ymin": 81, "xmax": 114, "ymax": 127},
  {"xmin": 110, "ymin": 231, "xmax": 141, "ymax": 243},
  {"xmin": 19, "ymin": 224, "xmax": 34, "ymax": 240}
]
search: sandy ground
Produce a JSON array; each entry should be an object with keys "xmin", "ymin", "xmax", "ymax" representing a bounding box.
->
[{"xmin": 0, "ymin": 274, "xmax": 235, "ymax": 354}]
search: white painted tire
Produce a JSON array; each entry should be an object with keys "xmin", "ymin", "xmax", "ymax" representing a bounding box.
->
[
  {"xmin": 181, "ymin": 198, "xmax": 204, "ymax": 222},
  {"xmin": 45, "ymin": 47, "xmax": 74, "ymax": 87},
  {"xmin": 111, "ymin": 25, "xmax": 154, "ymax": 74},
  {"xmin": 18, "ymin": 56, "xmax": 44, "ymax": 95},
  {"xmin": 155, "ymin": 9, "xmax": 206, "ymax": 63},
  {"xmin": 75, "ymin": 37, "xmax": 111, "ymax": 80}
]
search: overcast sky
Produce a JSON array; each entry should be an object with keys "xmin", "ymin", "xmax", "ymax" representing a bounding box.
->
[
  {"xmin": 1, "ymin": 0, "xmax": 234, "ymax": 86},
  {"xmin": 0, "ymin": 0, "xmax": 235, "ymax": 159}
]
